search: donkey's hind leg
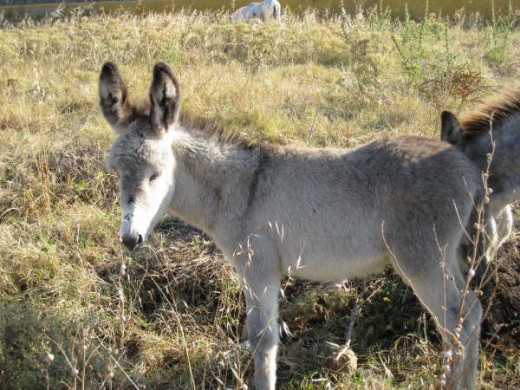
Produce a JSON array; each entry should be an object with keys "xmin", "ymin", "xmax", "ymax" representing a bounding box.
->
[{"xmin": 390, "ymin": 244, "xmax": 482, "ymax": 390}]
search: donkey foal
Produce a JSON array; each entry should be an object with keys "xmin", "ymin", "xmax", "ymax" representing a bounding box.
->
[{"xmin": 99, "ymin": 62, "xmax": 484, "ymax": 389}]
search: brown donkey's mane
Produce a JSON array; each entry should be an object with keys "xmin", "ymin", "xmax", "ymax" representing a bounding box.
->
[{"xmin": 461, "ymin": 88, "xmax": 520, "ymax": 139}]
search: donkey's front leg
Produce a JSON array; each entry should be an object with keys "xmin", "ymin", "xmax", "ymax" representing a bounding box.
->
[
  {"xmin": 244, "ymin": 278, "xmax": 280, "ymax": 390},
  {"xmin": 235, "ymin": 241, "xmax": 281, "ymax": 390}
]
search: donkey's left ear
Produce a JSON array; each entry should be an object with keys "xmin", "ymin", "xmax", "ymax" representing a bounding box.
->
[
  {"xmin": 149, "ymin": 63, "xmax": 181, "ymax": 137},
  {"xmin": 441, "ymin": 111, "xmax": 463, "ymax": 148}
]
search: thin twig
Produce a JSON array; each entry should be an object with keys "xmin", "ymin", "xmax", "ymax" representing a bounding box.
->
[{"xmin": 335, "ymin": 303, "xmax": 360, "ymax": 361}]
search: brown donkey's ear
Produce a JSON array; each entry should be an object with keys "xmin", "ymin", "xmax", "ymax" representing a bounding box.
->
[
  {"xmin": 441, "ymin": 111, "xmax": 463, "ymax": 148},
  {"xmin": 149, "ymin": 62, "xmax": 180, "ymax": 137},
  {"xmin": 99, "ymin": 62, "xmax": 133, "ymax": 134}
]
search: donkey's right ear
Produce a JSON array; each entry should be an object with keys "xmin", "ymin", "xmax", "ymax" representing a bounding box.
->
[
  {"xmin": 441, "ymin": 111, "xmax": 463, "ymax": 147},
  {"xmin": 99, "ymin": 62, "xmax": 133, "ymax": 134},
  {"xmin": 149, "ymin": 62, "xmax": 181, "ymax": 137}
]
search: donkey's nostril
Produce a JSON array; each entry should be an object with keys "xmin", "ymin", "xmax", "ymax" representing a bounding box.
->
[{"xmin": 121, "ymin": 234, "xmax": 142, "ymax": 251}]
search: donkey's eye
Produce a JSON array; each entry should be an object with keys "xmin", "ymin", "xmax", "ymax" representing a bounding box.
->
[{"xmin": 149, "ymin": 173, "xmax": 159, "ymax": 183}]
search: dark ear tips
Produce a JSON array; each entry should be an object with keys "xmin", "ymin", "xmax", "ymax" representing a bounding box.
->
[
  {"xmin": 441, "ymin": 110, "xmax": 455, "ymax": 122},
  {"xmin": 153, "ymin": 63, "xmax": 178, "ymax": 85},
  {"xmin": 151, "ymin": 63, "xmax": 180, "ymax": 101},
  {"xmin": 101, "ymin": 62, "xmax": 116, "ymax": 74},
  {"xmin": 100, "ymin": 62, "xmax": 120, "ymax": 81},
  {"xmin": 153, "ymin": 62, "xmax": 173, "ymax": 79}
]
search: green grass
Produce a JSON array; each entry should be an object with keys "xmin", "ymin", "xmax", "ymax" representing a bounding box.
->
[{"xmin": 0, "ymin": 5, "xmax": 519, "ymax": 389}]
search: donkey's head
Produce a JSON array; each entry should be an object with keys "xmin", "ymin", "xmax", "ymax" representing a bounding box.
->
[
  {"xmin": 441, "ymin": 110, "xmax": 520, "ymax": 211},
  {"xmin": 99, "ymin": 62, "xmax": 180, "ymax": 250}
]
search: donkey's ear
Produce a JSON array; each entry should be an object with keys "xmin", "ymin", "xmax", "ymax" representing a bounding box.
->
[
  {"xmin": 99, "ymin": 62, "xmax": 133, "ymax": 134},
  {"xmin": 149, "ymin": 63, "xmax": 181, "ymax": 137},
  {"xmin": 441, "ymin": 111, "xmax": 463, "ymax": 147}
]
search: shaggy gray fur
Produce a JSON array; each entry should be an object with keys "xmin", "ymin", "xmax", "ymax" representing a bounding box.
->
[{"xmin": 100, "ymin": 62, "xmax": 486, "ymax": 389}]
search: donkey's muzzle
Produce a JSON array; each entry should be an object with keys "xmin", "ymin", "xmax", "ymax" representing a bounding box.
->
[{"xmin": 121, "ymin": 233, "xmax": 143, "ymax": 251}]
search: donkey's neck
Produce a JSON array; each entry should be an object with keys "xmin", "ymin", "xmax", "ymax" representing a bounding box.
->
[{"xmin": 169, "ymin": 126, "xmax": 264, "ymax": 237}]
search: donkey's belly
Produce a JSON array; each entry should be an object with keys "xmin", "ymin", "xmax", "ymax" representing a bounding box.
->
[
  {"xmin": 280, "ymin": 251, "xmax": 389, "ymax": 282},
  {"xmin": 275, "ymin": 219, "xmax": 390, "ymax": 282}
]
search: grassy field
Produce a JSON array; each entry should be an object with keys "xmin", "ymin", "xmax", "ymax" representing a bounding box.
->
[{"xmin": 0, "ymin": 5, "xmax": 519, "ymax": 389}]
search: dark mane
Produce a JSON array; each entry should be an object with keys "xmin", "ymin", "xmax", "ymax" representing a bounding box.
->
[
  {"xmin": 179, "ymin": 110, "xmax": 257, "ymax": 150},
  {"xmin": 461, "ymin": 88, "xmax": 520, "ymax": 139},
  {"xmin": 135, "ymin": 99, "xmax": 264, "ymax": 150}
]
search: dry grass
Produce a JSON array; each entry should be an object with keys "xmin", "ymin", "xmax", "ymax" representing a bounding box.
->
[{"xmin": 0, "ymin": 6, "xmax": 519, "ymax": 389}]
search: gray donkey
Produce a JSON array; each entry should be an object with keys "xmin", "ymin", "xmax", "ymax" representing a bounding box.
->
[
  {"xmin": 99, "ymin": 62, "xmax": 484, "ymax": 389},
  {"xmin": 441, "ymin": 90, "xmax": 520, "ymax": 273}
]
